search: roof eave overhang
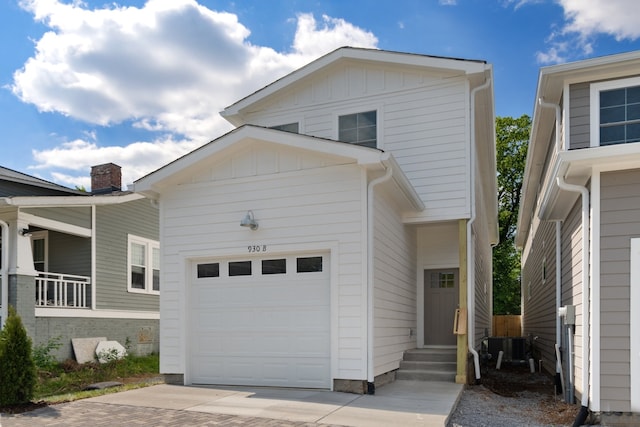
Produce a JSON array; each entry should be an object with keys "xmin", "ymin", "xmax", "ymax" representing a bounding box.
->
[
  {"xmin": 540, "ymin": 143, "xmax": 640, "ymax": 222},
  {"xmin": 516, "ymin": 51, "xmax": 640, "ymax": 247},
  {"xmin": 133, "ymin": 125, "xmax": 422, "ymax": 206},
  {"xmin": 0, "ymin": 192, "xmax": 144, "ymax": 208}
]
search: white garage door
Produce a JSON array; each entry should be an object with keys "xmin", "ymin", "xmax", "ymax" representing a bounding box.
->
[{"xmin": 189, "ymin": 253, "xmax": 330, "ymax": 388}]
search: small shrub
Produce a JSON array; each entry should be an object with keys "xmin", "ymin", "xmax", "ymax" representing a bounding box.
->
[
  {"xmin": 0, "ymin": 306, "xmax": 37, "ymax": 406},
  {"xmin": 33, "ymin": 336, "xmax": 62, "ymax": 371}
]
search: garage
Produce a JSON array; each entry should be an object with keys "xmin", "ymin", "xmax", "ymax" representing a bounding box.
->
[{"xmin": 189, "ymin": 253, "xmax": 331, "ymax": 388}]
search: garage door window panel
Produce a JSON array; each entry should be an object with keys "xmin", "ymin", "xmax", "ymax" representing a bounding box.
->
[
  {"xmin": 197, "ymin": 263, "xmax": 220, "ymax": 278},
  {"xmin": 262, "ymin": 258, "xmax": 286, "ymax": 275},
  {"xmin": 296, "ymin": 256, "xmax": 323, "ymax": 273},
  {"xmin": 229, "ymin": 261, "xmax": 252, "ymax": 276}
]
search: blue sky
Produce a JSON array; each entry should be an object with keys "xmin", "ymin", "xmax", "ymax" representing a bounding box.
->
[{"xmin": 2, "ymin": 0, "xmax": 640, "ymax": 189}]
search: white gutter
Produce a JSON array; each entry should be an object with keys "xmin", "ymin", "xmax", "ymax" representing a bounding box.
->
[
  {"xmin": 366, "ymin": 165, "xmax": 393, "ymax": 391},
  {"xmin": 468, "ymin": 77, "xmax": 491, "ymax": 381},
  {"xmin": 556, "ymin": 176, "xmax": 590, "ymax": 409},
  {"xmin": 0, "ymin": 219, "xmax": 9, "ymax": 329}
]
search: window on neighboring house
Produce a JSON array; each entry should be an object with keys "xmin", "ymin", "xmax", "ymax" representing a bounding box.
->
[
  {"xmin": 31, "ymin": 231, "xmax": 48, "ymax": 272},
  {"xmin": 270, "ymin": 122, "xmax": 299, "ymax": 133},
  {"xmin": 338, "ymin": 110, "xmax": 377, "ymax": 148},
  {"xmin": 128, "ymin": 235, "xmax": 160, "ymax": 294},
  {"xmin": 592, "ymin": 77, "xmax": 640, "ymax": 146}
]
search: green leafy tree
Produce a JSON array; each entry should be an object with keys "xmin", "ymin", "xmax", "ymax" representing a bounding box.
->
[
  {"xmin": 493, "ymin": 115, "xmax": 530, "ymax": 315},
  {"xmin": 0, "ymin": 306, "xmax": 37, "ymax": 406}
]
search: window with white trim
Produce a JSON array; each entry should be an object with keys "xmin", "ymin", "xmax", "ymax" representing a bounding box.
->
[
  {"xmin": 128, "ymin": 235, "xmax": 159, "ymax": 294},
  {"xmin": 591, "ymin": 77, "xmax": 640, "ymax": 147},
  {"xmin": 339, "ymin": 110, "xmax": 377, "ymax": 148}
]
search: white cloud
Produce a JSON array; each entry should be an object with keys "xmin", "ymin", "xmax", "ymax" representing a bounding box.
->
[
  {"xmin": 13, "ymin": 0, "xmax": 378, "ymax": 188},
  {"xmin": 536, "ymin": 0, "xmax": 640, "ymax": 64}
]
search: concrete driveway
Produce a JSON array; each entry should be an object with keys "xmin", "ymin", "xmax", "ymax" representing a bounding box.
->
[{"xmin": 2, "ymin": 380, "xmax": 463, "ymax": 427}]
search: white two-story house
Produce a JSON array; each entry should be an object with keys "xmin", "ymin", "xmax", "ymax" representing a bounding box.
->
[{"xmin": 134, "ymin": 47, "xmax": 497, "ymax": 392}]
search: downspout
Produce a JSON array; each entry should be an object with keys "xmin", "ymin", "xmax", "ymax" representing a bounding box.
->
[
  {"xmin": 539, "ymin": 98, "xmax": 564, "ymax": 387},
  {"xmin": 538, "ymin": 98, "xmax": 562, "ymax": 151},
  {"xmin": 556, "ymin": 176, "xmax": 590, "ymax": 421},
  {"xmin": 0, "ymin": 219, "xmax": 9, "ymax": 329},
  {"xmin": 366, "ymin": 165, "xmax": 393, "ymax": 393},
  {"xmin": 468, "ymin": 77, "xmax": 491, "ymax": 381},
  {"xmin": 554, "ymin": 220, "xmax": 563, "ymax": 390}
]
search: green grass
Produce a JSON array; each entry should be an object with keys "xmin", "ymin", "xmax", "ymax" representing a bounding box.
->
[{"xmin": 35, "ymin": 354, "xmax": 160, "ymax": 401}]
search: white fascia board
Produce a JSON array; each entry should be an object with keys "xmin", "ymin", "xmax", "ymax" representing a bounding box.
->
[
  {"xmin": 20, "ymin": 212, "xmax": 91, "ymax": 237},
  {"xmin": 35, "ymin": 308, "xmax": 159, "ymax": 319},
  {"xmin": 221, "ymin": 47, "xmax": 489, "ymax": 124},
  {"xmin": 3, "ymin": 192, "xmax": 143, "ymax": 207},
  {"xmin": 133, "ymin": 125, "xmax": 387, "ymax": 195}
]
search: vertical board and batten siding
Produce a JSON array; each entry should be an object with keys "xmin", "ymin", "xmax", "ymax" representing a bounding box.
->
[
  {"xmin": 159, "ymin": 158, "xmax": 367, "ymax": 381},
  {"xmin": 372, "ymin": 183, "xmax": 416, "ymax": 376},
  {"xmin": 599, "ymin": 169, "xmax": 640, "ymax": 412},
  {"xmin": 94, "ymin": 198, "xmax": 159, "ymax": 311},
  {"xmin": 241, "ymin": 62, "xmax": 471, "ymax": 222},
  {"xmin": 569, "ymin": 83, "xmax": 591, "ymax": 150}
]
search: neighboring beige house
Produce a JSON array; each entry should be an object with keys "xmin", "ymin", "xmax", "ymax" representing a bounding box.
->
[
  {"xmin": 134, "ymin": 47, "xmax": 497, "ymax": 392},
  {"xmin": 517, "ymin": 50, "xmax": 640, "ymax": 424}
]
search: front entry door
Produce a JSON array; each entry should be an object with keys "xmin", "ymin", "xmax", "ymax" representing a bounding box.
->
[{"xmin": 424, "ymin": 269, "xmax": 458, "ymax": 345}]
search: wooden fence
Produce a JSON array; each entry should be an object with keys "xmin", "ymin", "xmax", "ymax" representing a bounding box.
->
[{"xmin": 492, "ymin": 315, "xmax": 522, "ymax": 337}]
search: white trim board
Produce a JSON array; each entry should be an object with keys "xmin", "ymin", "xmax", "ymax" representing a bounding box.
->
[{"xmin": 630, "ymin": 238, "xmax": 640, "ymax": 412}]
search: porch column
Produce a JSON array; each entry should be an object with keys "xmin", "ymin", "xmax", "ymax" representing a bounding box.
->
[
  {"xmin": 8, "ymin": 274, "xmax": 36, "ymax": 338},
  {"xmin": 8, "ymin": 220, "xmax": 38, "ymax": 337},
  {"xmin": 456, "ymin": 219, "xmax": 469, "ymax": 384}
]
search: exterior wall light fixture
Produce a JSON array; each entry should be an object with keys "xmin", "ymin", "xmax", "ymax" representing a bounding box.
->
[
  {"xmin": 20, "ymin": 227, "xmax": 35, "ymax": 237},
  {"xmin": 240, "ymin": 210, "xmax": 258, "ymax": 230}
]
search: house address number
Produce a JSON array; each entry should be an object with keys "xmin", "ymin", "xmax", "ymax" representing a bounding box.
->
[{"xmin": 248, "ymin": 245, "xmax": 267, "ymax": 253}]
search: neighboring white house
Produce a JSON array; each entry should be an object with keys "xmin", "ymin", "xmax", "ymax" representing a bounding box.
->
[
  {"xmin": 516, "ymin": 50, "xmax": 640, "ymax": 425},
  {"xmin": 134, "ymin": 47, "xmax": 498, "ymax": 392}
]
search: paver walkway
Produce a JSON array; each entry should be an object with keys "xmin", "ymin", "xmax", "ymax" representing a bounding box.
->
[{"xmin": 1, "ymin": 401, "xmax": 338, "ymax": 426}]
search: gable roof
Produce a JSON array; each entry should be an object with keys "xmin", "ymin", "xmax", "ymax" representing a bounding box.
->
[
  {"xmin": 516, "ymin": 50, "xmax": 640, "ymax": 247},
  {"xmin": 134, "ymin": 124, "xmax": 424, "ymax": 210},
  {"xmin": 221, "ymin": 46, "xmax": 489, "ymax": 126}
]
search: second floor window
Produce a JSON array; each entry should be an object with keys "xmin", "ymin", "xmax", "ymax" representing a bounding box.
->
[
  {"xmin": 592, "ymin": 77, "xmax": 640, "ymax": 147},
  {"xmin": 339, "ymin": 111, "xmax": 377, "ymax": 148},
  {"xmin": 128, "ymin": 235, "xmax": 160, "ymax": 294}
]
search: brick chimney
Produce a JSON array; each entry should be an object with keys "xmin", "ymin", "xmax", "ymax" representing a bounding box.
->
[{"xmin": 91, "ymin": 163, "xmax": 122, "ymax": 194}]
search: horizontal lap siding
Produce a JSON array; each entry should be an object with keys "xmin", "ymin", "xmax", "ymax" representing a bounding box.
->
[
  {"xmin": 373, "ymin": 185, "xmax": 416, "ymax": 376},
  {"xmin": 22, "ymin": 206, "xmax": 92, "ymax": 229},
  {"xmin": 160, "ymin": 164, "xmax": 366, "ymax": 379},
  {"xmin": 569, "ymin": 83, "xmax": 590, "ymax": 150},
  {"xmin": 599, "ymin": 169, "xmax": 640, "ymax": 412},
  {"xmin": 562, "ymin": 200, "xmax": 585, "ymax": 398},
  {"xmin": 473, "ymin": 186, "xmax": 492, "ymax": 346},
  {"xmin": 244, "ymin": 63, "xmax": 470, "ymax": 222},
  {"xmin": 95, "ymin": 198, "xmax": 159, "ymax": 311}
]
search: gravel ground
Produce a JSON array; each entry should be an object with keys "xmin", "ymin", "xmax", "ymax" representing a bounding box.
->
[{"xmin": 448, "ymin": 364, "xmax": 580, "ymax": 427}]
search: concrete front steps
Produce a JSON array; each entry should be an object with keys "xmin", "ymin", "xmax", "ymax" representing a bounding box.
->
[{"xmin": 396, "ymin": 347, "xmax": 457, "ymax": 382}]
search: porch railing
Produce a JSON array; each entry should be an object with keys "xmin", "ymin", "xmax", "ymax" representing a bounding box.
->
[{"xmin": 35, "ymin": 272, "xmax": 91, "ymax": 308}]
